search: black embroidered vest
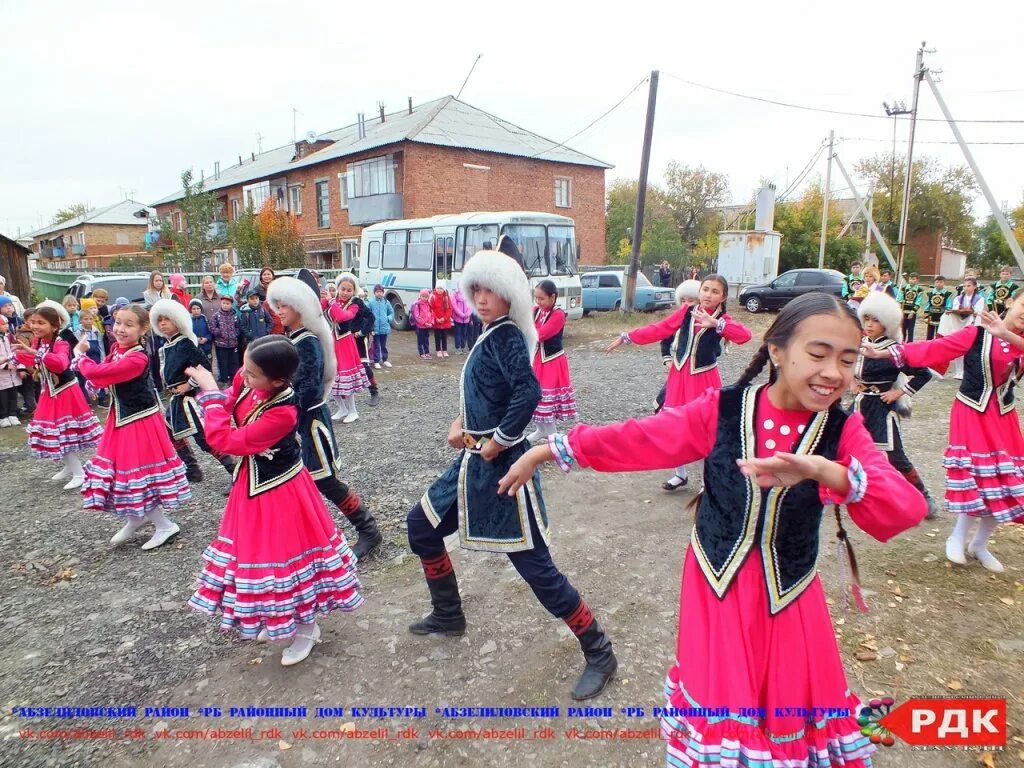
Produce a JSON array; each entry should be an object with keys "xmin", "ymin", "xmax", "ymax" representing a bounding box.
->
[
  {"xmin": 957, "ymin": 329, "xmax": 1019, "ymax": 415},
  {"xmin": 692, "ymin": 384, "xmax": 848, "ymax": 614},
  {"xmin": 231, "ymin": 387, "xmax": 303, "ymax": 496},
  {"xmin": 38, "ymin": 341, "xmax": 77, "ymax": 396},
  {"xmin": 534, "ymin": 308, "xmax": 565, "ymax": 362},
  {"xmin": 159, "ymin": 334, "xmax": 208, "ymax": 389},
  {"xmin": 672, "ymin": 305, "xmax": 723, "ymax": 373},
  {"xmin": 109, "ymin": 345, "xmax": 161, "ymax": 426},
  {"xmin": 332, "ymin": 299, "xmax": 356, "ymax": 340}
]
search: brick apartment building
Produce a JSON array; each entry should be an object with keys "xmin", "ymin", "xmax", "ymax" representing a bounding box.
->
[
  {"xmin": 27, "ymin": 200, "xmax": 154, "ymax": 269},
  {"xmin": 152, "ymin": 96, "xmax": 611, "ymax": 269}
]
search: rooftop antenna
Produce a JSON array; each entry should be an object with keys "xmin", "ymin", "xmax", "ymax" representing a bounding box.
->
[
  {"xmin": 456, "ymin": 54, "xmax": 483, "ymax": 99},
  {"xmin": 256, "ymin": 132, "xmax": 263, "ymax": 153},
  {"xmin": 292, "ymin": 108, "xmax": 300, "ymax": 143}
]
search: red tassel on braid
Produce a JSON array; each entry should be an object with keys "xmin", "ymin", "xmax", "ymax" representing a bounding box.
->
[
  {"xmin": 563, "ymin": 601, "xmax": 594, "ymax": 636},
  {"xmin": 338, "ymin": 491, "xmax": 363, "ymax": 518},
  {"xmin": 420, "ymin": 552, "xmax": 454, "ymax": 580}
]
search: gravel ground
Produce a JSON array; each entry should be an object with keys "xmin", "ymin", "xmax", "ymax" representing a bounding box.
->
[{"xmin": 1, "ymin": 309, "xmax": 1021, "ymax": 768}]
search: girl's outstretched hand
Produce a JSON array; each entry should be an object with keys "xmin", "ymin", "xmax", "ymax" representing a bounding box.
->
[
  {"xmin": 736, "ymin": 453, "xmax": 824, "ymax": 488},
  {"xmin": 497, "ymin": 445, "xmax": 552, "ymax": 496},
  {"xmin": 184, "ymin": 365, "xmax": 218, "ymax": 392},
  {"xmin": 858, "ymin": 342, "xmax": 889, "ymax": 359},
  {"xmin": 979, "ymin": 310, "xmax": 1008, "ymax": 338},
  {"xmin": 604, "ymin": 335, "xmax": 625, "ymax": 353}
]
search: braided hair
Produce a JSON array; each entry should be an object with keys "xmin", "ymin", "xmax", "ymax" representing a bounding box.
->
[{"xmin": 734, "ymin": 292, "xmax": 860, "ymax": 387}]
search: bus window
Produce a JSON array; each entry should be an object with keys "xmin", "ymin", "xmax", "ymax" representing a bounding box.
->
[
  {"xmin": 367, "ymin": 240, "xmax": 381, "ymax": 269},
  {"xmin": 456, "ymin": 224, "xmax": 499, "ymax": 270},
  {"xmin": 407, "ymin": 229, "xmax": 433, "ymax": 270},
  {"xmin": 382, "ymin": 230, "xmax": 406, "ymax": 269},
  {"xmin": 501, "ymin": 224, "xmax": 547, "ymax": 277},
  {"xmin": 548, "ymin": 226, "xmax": 577, "ymax": 275}
]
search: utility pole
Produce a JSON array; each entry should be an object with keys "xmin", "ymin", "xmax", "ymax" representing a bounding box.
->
[
  {"xmin": 292, "ymin": 108, "xmax": 299, "ymax": 143},
  {"xmin": 895, "ymin": 43, "xmax": 926, "ymax": 281},
  {"xmin": 623, "ymin": 71, "xmax": 659, "ymax": 313},
  {"xmin": 865, "ymin": 192, "xmax": 874, "ymax": 254},
  {"xmin": 817, "ymin": 130, "xmax": 834, "ymax": 269},
  {"xmin": 925, "ymin": 70, "xmax": 1024, "ymax": 268}
]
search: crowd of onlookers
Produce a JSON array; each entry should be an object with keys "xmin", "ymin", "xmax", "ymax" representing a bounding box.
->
[{"xmin": 0, "ymin": 263, "xmax": 494, "ymax": 428}]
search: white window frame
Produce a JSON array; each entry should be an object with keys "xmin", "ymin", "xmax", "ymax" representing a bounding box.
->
[
  {"xmin": 230, "ymin": 198, "xmax": 241, "ymax": 220},
  {"xmin": 242, "ymin": 180, "xmax": 272, "ymax": 213},
  {"xmin": 337, "ymin": 172, "xmax": 349, "ymax": 209},
  {"xmin": 315, "ymin": 179, "xmax": 330, "ymax": 229},
  {"xmin": 346, "ymin": 155, "xmax": 395, "ymax": 199},
  {"xmin": 289, "ymin": 185, "xmax": 303, "ymax": 215},
  {"xmin": 554, "ymin": 176, "xmax": 572, "ymax": 208}
]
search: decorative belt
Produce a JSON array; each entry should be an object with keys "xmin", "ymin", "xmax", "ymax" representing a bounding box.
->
[
  {"xmin": 860, "ymin": 384, "xmax": 893, "ymax": 394},
  {"xmin": 462, "ymin": 433, "xmax": 491, "ymax": 451}
]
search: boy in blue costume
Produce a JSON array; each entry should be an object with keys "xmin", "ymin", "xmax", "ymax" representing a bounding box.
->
[{"xmin": 405, "ymin": 249, "xmax": 617, "ymax": 701}]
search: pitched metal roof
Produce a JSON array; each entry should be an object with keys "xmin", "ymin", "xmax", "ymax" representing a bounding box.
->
[
  {"xmin": 28, "ymin": 200, "xmax": 155, "ymax": 239},
  {"xmin": 151, "ymin": 96, "xmax": 612, "ymax": 207}
]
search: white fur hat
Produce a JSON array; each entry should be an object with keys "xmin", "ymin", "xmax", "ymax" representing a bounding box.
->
[
  {"xmin": 40, "ymin": 299, "xmax": 71, "ymax": 329},
  {"xmin": 267, "ymin": 276, "xmax": 337, "ymax": 399},
  {"xmin": 460, "ymin": 250, "xmax": 537, "ymax": 355},
  {"xmin": 676, "ymin": 279, "xmax": 701, "ymax": 306},
  {"xmin": 150, "ymin": 299, "xmax": 197, "ymax": 344},
  {"xmin": 335, "ymin": 271, "xmax": 361, "ymax": 295},
  {"xmin": 858, "ymin": 290, "xmax": 903, "ymax": 341}
]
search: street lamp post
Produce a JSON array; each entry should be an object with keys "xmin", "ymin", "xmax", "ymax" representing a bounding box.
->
[{"xmin": 883, "ymin": 101, "xmax": 912, "ymax": 248}]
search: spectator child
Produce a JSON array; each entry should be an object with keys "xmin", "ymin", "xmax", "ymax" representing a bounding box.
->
[
  {"xmin": 62, "ymin": 295, "xmax": 81, "ymax": 332},
  {"xmin": 368, "ymin": 284, "xmax": 394, "ymax": 369},
  {"xmin": 210, "ymin": 295, "xmax": 241, "ymax": 384},
  {"xmin": 451, "ymin": 284, "xmax": 473, "ymax": 354},
  {"xmin": 190, "ymin": 299, "xmax": 213, "ymax": 358},
  {"xmin": 239, "ymin": 291, "xmax": 273, "ymax": 357},
  {"xmin": 429, "ymin": 282, "xmax": 453, "ymax": 357},
  {"xmin": 410, "ymin": 289, "xmax": 434, "ymax": 359}
]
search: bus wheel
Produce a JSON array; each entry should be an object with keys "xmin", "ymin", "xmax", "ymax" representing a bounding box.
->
[{"xmin": 389, "ymin": 295, "xmax": 410, "ymax": 331}]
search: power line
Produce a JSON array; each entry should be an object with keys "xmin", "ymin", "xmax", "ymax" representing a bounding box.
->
[
  {"xmin": 662, "ymin": 72, "xmax": 1024, "ymax": 124},
  {"xmin": 840, "ymin": 136, "xmax": 1024, "ymax": 146},
  {"xmin": 530, "ymin": 76, "xmax": 650, "ymax": 159}
]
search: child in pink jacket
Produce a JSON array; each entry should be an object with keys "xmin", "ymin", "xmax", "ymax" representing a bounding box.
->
[
  {"xmin": 451, "ymin": 285, "xmax": 473, "ymax": 354},
  {"xmin": 410, "ymin": 289, "xmax": 435, "ymax": 359}
]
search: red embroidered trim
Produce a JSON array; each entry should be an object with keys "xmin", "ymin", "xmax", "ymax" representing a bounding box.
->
[
  {"xmin": 339, "ymin": 492, "xmax": 362, "ymax": 517},
  {"xmin": 563, "ymin": 601, "xmax": 594, "ymax": 636},
  {"xmin": 420, "ymin": 552, "xmax": 454, "ymax": 580}
]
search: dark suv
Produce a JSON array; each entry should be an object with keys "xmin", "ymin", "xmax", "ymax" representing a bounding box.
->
[{"xmin": 738, "ymin": 268, "xmax": 845, "ymax": 313}]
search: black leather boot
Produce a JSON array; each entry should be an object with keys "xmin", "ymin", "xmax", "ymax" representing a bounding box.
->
[
  {"xmin": 409, "ymin": 555, "xmax": 466, "ymax": 636},
  {"xmin": 572, "ymin": 618, "xmax": 618, "ymax": 701},
  {"xmin": 345, "ymin": 502, "xmax": 383, "ymax": 559},
  {"xmin": 176, "ymin": 442, "xmax": 203, "ymax": 482}
]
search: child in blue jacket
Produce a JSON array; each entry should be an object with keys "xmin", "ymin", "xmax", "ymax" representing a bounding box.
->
[
  {"xmin": 368, "ymin": 284, "xmax": 395, "ymax": 368},
  {"xmin": 239, "ymin": 291, "xmax": 273, "ymax": 357},
  {"xmin": 189, "ymin": 299, "xmax": 213, "ymax": 359}
]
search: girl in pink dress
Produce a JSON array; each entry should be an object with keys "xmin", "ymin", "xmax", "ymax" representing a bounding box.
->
[
  {"xmin": 501, "ymin": 292, "xmax": 926, "ymax": 768},
  {"xmin": 327, "ymin": 273, "xmax": 369, "ymax": 424},
  {"xmin": 72, "ymin": 305, "xmax": 190, "ymax": 549},
  {"xmin": 862, "ymin": 292, "xmax": 1024, "ymax": 573},
  {"xmin": 605, "ymin": 274, "xmax": 752, "ymax": 490},
  {"xmin": 186, "ymin": 335, "xmax": 364, "ymax": 666},
  {"xmin": 526, "ymin": 280, "xmax": 577, "ymax": 443},
  {"xmin": 13, "ymin": 302, "xmax": 102, "ymax": 490}
]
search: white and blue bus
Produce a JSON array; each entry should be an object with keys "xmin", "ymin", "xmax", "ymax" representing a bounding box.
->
[{"xmin": 358, "ymin": 211, "xmax": 583, "ymax": 329}]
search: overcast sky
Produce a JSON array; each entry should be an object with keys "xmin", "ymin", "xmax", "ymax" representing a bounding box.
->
[{"xmin": 3, "ymin": 0, "xmax": 1022, "ymax": 239}]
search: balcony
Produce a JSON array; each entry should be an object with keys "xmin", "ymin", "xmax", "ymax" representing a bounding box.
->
[
  {"xmin": 52, "ymin": 247, "xmax": 66, "ymax": 258},
  {"xmin": 207, "ymin": 221, "xmax": 228, "ymax": 240},
  {"xmin": 71, "ymin": 244, "xmax": 86, "ymax": 256},
  {"xmin": 347, "ymin": 193, "xmax": 403, "ymax": 226}
]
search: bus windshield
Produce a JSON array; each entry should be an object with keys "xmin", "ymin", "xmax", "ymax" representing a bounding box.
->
[
  {"xmin": 456, "ymin": 224, "xmax": 499, "ymax": 270},
  {"xmin": 547, "ymin": 225, "xmax": 577, "ymax": 275},
  {"xmin": 502, "ymin": 224, "xmax": 547, "ymax": 277}
]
